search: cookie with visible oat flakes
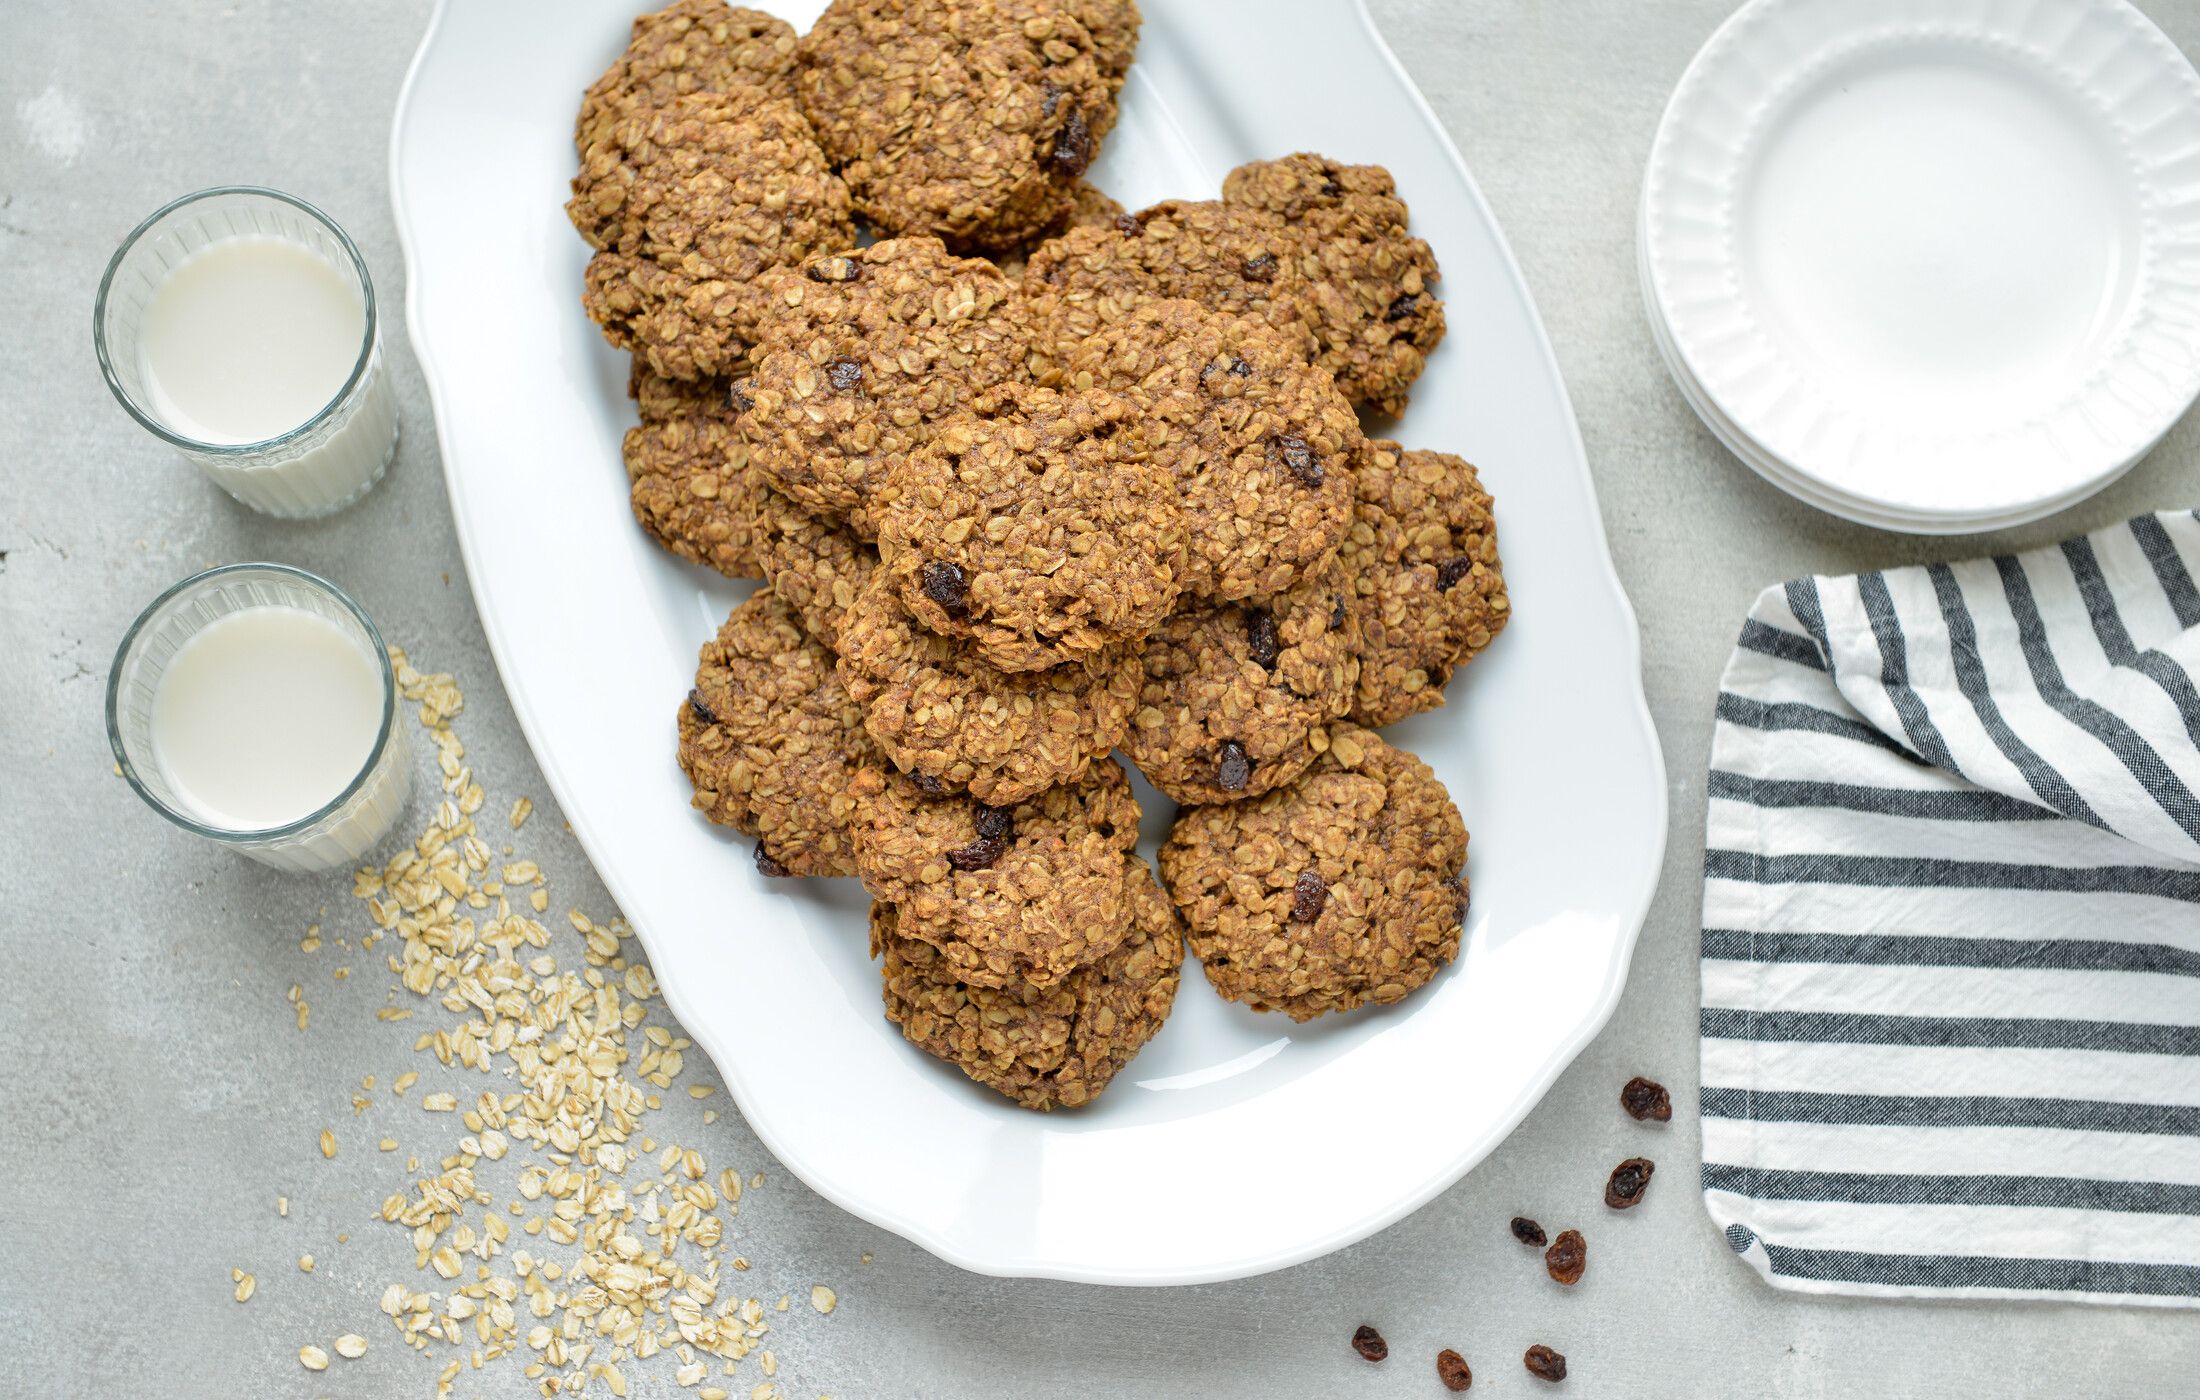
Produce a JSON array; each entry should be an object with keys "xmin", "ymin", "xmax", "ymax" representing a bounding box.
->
[
  {"xmin": 851, "ymin": 759, "xmax": 1142, "ymax": 988},
  {"xmin": 875, "ymin": 383, "xmax": 1184, "ymax": 673},
  {"xmin": 992, "ymin": 180, "xmax": 1124, "ymax": 282},
  {"xmin": 1339, "ymin": 440, "xmax": 1509, "ymax": 727},
  {"xmin": 795, "ymin": 0, "xmax": 1119, "ymax": 251},
  {"xmin": 1044, "ymin": 299, "xmax": 1358, "ymax": 602},
  {"xmin": 736, "ymin": 238, "xmax": 1026, "ymax": 535},
  {"xmin": 1123, "ymin": 560, "xmax": 1359, "ymax": 806},
  {"xmin": 1222, "ymin": 154, "xmax": 1445, "ymax": 416},
  {"xmin": 677, "ymin": 589, "xmax": 878, "ymax": 878},
  {"xmin": 873, "ymin": 851, "xmax": 1180, "ymax": 1110},
  {"xmin": 625, "ymin": 365, "xmax": 772, "ymax": 579},
  {"xmin": 572, "ymin": 89, "xmax": 856, "ymax": 382},
  {"xmin": 748, "ymin": 487, "xmax": 878, "ymax": 651},
  {"xmin": 575, "ymin": 0, "xmax": 800, "ymax": 154},
  {"xmin": 1159, "ymin": 723, "xmax": 1468, "ymax": 1021},
  {"xmin": 834, "ymin": 573, "xmax": 1140, "ymax": 805},
  {"xmin": 1021, "ymin": 200, "xmax": 1320, "ymax": 369}
]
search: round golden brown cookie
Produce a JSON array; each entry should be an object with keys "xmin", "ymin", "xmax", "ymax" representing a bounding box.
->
[
  {"xmin": 1046, "ymin": 299, "xmax": 1358, "ymax": 601},
  {"xmin": 748, "ymin": 485, "xmax": 878, "ymax": 650},
  {"xmin": 874, "ymin": 852, "xmax": 1181, "ymax": 1110},
  {"xmin": 1123, "ymin": 560, "xmax": 1359, "ymax": 806},
  {"xmin": 575, "ymin": 1, "xmax": 800, "ymax": 154},
  {"xmin": 1222, "ymin": 154, "xmax": 1445, "ymax": 417},
  {"xmin": 571, "ymin": 89, "xmax": 855, "ymax": 382},
  {"xmin": 1159, "ymin": 723, "xmax": 1467, "ymax": 1021},
  {"xmin": 1341, "ymin": 440, "xmax": 1509, "ymax": 727},
  {"xmin": 625, "ymin": 365, "xmax": 771, "ymax": 579},
  {"xmin": 992, "ymin": 180, "xmax": 1124, "ymax": 281},
  {"xmin": 1060, "ymin": 0, "xmax": 1140, "ymax": 88},
  {"xmin": 875, "ymin": 384, "xmax": 1184, "ymax": 673},
  {"xmin": 736, "ymin": 238, "xmax": 1026, "ymax": 535},
  {"xmin": 851, "ymin": 759, "xmax": 1142, "ymax": 988},
  {"xmin": 1021, "ymin": 199, "xmax": 1320, "ymax": 373},
  {"xmin": 677, "ymin": 589, "xmax": 877, "ymax": 877},
  {"xmin": 794, "ymin": 0, "xmax": 1118, "ymax": 251},
  {"xmin": 834, "ymin": 573, "xmax": 1140, "ymax": 804}
]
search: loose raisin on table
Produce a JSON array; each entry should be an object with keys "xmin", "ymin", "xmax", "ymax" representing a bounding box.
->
[
  {"xmin": 1524, "ymin": 1345, "xmax": 1567, "ymax": 1383},
  {"xmin": 1621, "ymin": 1076, "xmax": 1672, "ymax": 1122},
  {"xmin": 1544, "ymin": 1229, "xmax": 1585, "ymax": 1285},
  {"xmin": 921, "ymin": 560, "xmax": 970, "ymax": 617},
  {"xmin": 1436, "ymin": 1348, "xmax": 1472, "ymax": 1391},
  {"xmin": 1509, "ymin": 1216, "xmax": 1546, "ymax": 1247},
  {"xmin": 1290, "ymin": 870, "xmax": 1328, "ymax": 923},
  {"xmin": 1350, "ymin": 1325, "xmax": 1388, "ymax": 1363},
  {"xmin": 1245, "ymin": 608, "xmax": 1281, "ymax": 668},
  {"xmin": 1215, "ymin": 740, "xmax": 1252, "ymax": 792},
  {"xmin": 1605, "ymin": 1157, "xmax": 1654, "ymax": 1210}
]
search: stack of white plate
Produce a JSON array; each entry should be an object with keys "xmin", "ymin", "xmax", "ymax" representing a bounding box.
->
[{"xmin": 1640, "ymin": 0, "xmax": 2200, "ymax": 534}]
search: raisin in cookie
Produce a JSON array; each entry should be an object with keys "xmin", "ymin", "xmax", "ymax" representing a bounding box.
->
[
  {"xmin": 572, "ymin": 89, "xmax": 855, "ymax": 381},
  {"xmin": 626, "ymin": 365, "xmax": 773, "ymax": 579},
  {"xmin": 1021, "ymin": 199, "xmax": 1319, "ymax": 372},
  {"xmin": 575, "ymin": 0, "xmax": 800, "ymax": 154},
  {"xmin": 836, "ymin": 574, "xmax": 1140, "ymax": 803},
  {"xmin": 851, "ymin": 759, "xmax": 1141, "ymax": 987},
  {"xmin": 1046, "ymin": 299, "xmax": 1357, "ymax": 601},
  {"xmin": 1222, "ymin": 154, "xmax": 1444, "ymax": 416},
  {"xmin": 874, "ymin": 852, "xmax": 1180, "ymax": 1109},
  {"xmin": 875, "ymin": 384, "xmax": 1183, "ymax": 673},
  {"xmin": 737, "ymin": 238, "xmax": 1025, "ymax": 534},
  {"xmin": 795, "ymin": 0, "xmax": 1117, "ymax": 251},
  {"xmin": 677, "ymin": 589, "xmax": 877, "ymax": 877},
  {"xmin": 1340, "ymin": 441, "xmax": 1509, "ymax": 727},
  {"xmin": 1160, "ymin": 723, "xmax": 1467, "ymax": 1021},
  {"xmin": 1124, "ymin": 560, "xmax": 1358, "ymax": 806}
]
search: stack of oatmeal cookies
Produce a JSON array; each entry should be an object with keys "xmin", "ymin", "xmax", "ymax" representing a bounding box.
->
[{"xmin": 568, "ymin": 0, "xmax": 1510, "ymax": 1110}]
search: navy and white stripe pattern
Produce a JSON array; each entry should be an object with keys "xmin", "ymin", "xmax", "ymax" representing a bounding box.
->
[{"xmin": 1702, "ymin": 512, "xmax": 2200, "ymax": 1307}]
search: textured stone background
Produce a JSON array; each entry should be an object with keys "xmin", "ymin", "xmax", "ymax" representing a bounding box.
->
[{"xmin": 5, "ymin": 1, "xmax": 2197, "ymax": 1395}]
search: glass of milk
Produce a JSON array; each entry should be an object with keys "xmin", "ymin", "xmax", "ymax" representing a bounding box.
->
[
  {"xmin": 94, "ymin": 187, "xmax": 399, "ymax": 518},
  {"xmin": 107, "ymin": 564, "xmax": 414, "ymax": 874}
]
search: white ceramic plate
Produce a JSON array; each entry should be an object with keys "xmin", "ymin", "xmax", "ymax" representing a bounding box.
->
[
  {"xmin": 1635, "ymin": 204, "xmax": 2108, "ymax": 535},
  {"xmin": 391, "ymin": 0, "xmax": 1665, "ymax": 1285},
  {"xmin": 1643, "ymin": 0, "xmax": 2200, "ymax": 528}
]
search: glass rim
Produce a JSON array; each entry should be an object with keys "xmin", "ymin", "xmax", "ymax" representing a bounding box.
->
[
  {"xmin": 92, "ymin": 185, "xmax": 380, "ymax": 460},
  {"xmin": 106, "ymin": 562, "xmax": 400, "ymax": 845}
]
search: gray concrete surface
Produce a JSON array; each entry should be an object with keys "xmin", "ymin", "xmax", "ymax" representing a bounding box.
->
[{"xmin": 5, "ymin": 1, "xmax": 2198, "ymax": 1395}]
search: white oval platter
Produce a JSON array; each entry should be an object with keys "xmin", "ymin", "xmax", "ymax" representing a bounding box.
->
[{"xmin": 390, "ymin": 0, "xmax": 1665, "ymax": 1285}]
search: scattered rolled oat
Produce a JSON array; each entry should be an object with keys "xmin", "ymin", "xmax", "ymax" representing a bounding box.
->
[
  {"xmin": 299, "ymin": 1345, "xmax": 330, "ymax": 1372},
  {"xmin": 318, "ymin": 1129, "xmax": 337, "ymax": 1159},
  {"xmin": 333, "ymin": 1334, "xmax": 367, "ymax": 1359},
  {"xmin": 233, "ymin": 1272, "xmax": 256, "ymax": 1303},
  {"xmin": 810, "ymin": 1285, "xmax": 837, "ymax": 1314}
]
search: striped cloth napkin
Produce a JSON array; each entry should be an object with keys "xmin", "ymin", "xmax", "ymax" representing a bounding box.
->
[{"xmin": 1700, "ymin": 510, "xmax": 2200, "ymax": 1308}]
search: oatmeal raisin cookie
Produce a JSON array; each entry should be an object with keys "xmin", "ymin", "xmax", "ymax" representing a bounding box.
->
[
  {"xmin": 851, "ymin": 759, "xmax": 1141, "ymax": 987},
  {"xmin": 677, "ymin": 589, "xmax": 877, "ymax": 877},
  {"xmin": 1159, "ymin": 723, "xmax": 1467, "ymax": 1021},
  {"xmin": 1340, "ymin": 441, "xmax": 1508, "ymax": 727},
  {"xmin": 874, "ymin": 851, "xmax": 1180, "ymax": 1109},
  {"xmin": 835, "ymin": 573, "xmax": 1140, "ymax": 804},
  {"xmin": 575, "ymin": 0, "xmax": 800, "ymax": 154},
  {"xmin": 875, "ymin": 383, "xmax": 1184, "ymax": 672}
]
